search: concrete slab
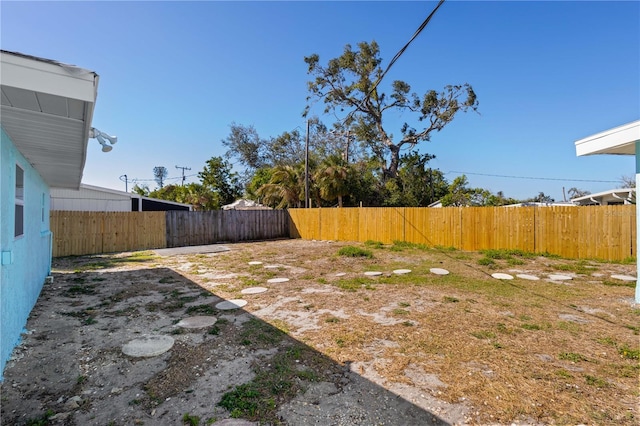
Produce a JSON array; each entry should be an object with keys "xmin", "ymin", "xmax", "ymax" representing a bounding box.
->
[
  {"xmin": 548, "ymin": 274, "xmax": 572, "ymax": 281},
  {"xmin": 176, "ymin": 316, "xmax": 217, "ymax": 329},
  {"xmin": 516, "ymin": 274, "xmax": 539, "ymax": 281},
  {"xmin": 216, "ymin": 299, "xmax": 248, "ymax": 310},
  {"xmin": 152, "ymin": 244, "xmax": 230, "ymax": 257},
  {"xmin": 492, "ymin": 273, "xmax": 514, "ymax": 280},
  {"xmin": 122, "ymin": 335, "xmax": 174, "ymax": 357},
  {"xmin": 611, "ymin": 274, "xmax": 636, "ymax": 281},
  {"xmin": 241, "ymin": 287, "xmax": 268, "ymax": 295},
  {"xmin": 215, "ymin": 419, "xmax": 258, "ymax": 426}
]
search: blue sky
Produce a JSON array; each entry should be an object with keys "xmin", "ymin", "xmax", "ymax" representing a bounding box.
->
[{"xmin": 2, "ymin": 1, "xmax": 639, "ymax": 201}]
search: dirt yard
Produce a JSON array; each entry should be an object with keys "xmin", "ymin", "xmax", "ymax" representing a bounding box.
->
[{"xmin": 1, "ymin": 239, "xmax": 638, "ymax": 425}]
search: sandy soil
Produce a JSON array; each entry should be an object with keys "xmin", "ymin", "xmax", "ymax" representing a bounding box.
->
[{"xmin": 1, "ymin": 239, "xmax": 637, "ymax": 425}]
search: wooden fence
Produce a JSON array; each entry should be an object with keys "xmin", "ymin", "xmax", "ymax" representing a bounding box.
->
[
  {"xmin": 51, "ymin": 210, "xmax": 290, "ymax": 257},
  {"xmin": 51, "ymin": 206, "xmax": 636, "ymax": 261},
  {"xmin": 165, "ymin": 210, "xmax": 289, "ymax": 247},
  {"xmin": 288, "ymin": 205, "xmax": 636, "ymax": 261},
  {"xmin": 51, "ymin": 211, "xmax": 166, "ymax": 257}
]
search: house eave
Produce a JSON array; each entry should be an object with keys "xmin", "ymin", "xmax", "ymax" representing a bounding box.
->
[
  {"xmin": 0, "ymin": 50, "xmax": 99, "ymax": 189},
  {"xmin": 575, "ymin": 120, "xmax": 640, "ymax": 156}
]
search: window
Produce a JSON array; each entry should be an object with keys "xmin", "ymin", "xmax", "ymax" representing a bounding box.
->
[{"xmin": 15, "ymin": 165, "xmax": 24, "ymax": 237}]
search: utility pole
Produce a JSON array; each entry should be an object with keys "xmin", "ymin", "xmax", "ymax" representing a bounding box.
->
[
  {"xmin": 345, "ymin": 130, "xmax": 350, "ymax": 164},
  {"xmin": 119, "ymin": 174, "xmax": 129, "ymax": 192},
  {"xmin": 175, "ymin": 165, "xmax": 191, "ymax": 186},
  {"xmin": 305, "ymin": 119, "xmax": 310, "ymax": 208}
]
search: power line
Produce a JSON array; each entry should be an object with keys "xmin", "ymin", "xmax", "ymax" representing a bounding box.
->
[
  {"xmin": 129, "ymin": 174, "xmax": 198, "ymax": 184},
  {"xmin": 446, "ymin": 170, "xmax": 620, "ymax": 183},
  {"xmin": 344, "ymin": 0, "xmax": 446, "ymax": 124},
  {"xmin": 369, "ymin": 0, "xmax": 446, "ymax": 99}
]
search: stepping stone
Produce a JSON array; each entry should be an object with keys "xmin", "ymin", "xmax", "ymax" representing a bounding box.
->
[
  {"xmin": 364, "ymin": 271, "xmax": 382, "ymax": 276},
  {"xmin": 611, "ymin": 274, "xmax": 636, "ymax": 281},
  {"xmin": 264, "ymin": 265, "xmax": 280, "ymax": 269},
  {"xmin": 215, "ymin": 419, "xmax": 258, "ymax": 426},
  {"xmin": 267, "ymin": 277, "xmax": 289, "ymax": 283},
  {"xmin": 393, "ymin": 269, "xmax": 412, "ymax": 275},
  {"xmin": 248, "ymin": 261, "xmax": 263, "ymax": 265},
  {"xmin": 492, "ymin": 273, "xmax": 514, "ymax": 280},
  {"xmin": 335, "ymin": 272, "xmax": 347, "ymax": 277},
  {"xmin": 241, "ymin": 287, "xmax": 268, "ymax": 294},
  {"xmin": 559, "ymin": 314, "xmax": 590, "ymax": 324},
  {"xmin": 516, "ymin": 274, "xmax": 540, "ymax": 281},
  {"xmin": 122, "ymin": 335, "xmax": 174, "ymax": 357},
  {"xmin": 215, "ymin": 299, "xmax": 247, "ymax": 310},
  {"xmin": 176, "ymin": 316, "xmax": 217, "ymax": 329},
  {"xmin": 548, "ymin": 274, "xmax": 572, "ymax": 281},
  {"xmin": 430, "ymin": 268, "xmax": 449, "ymax": 275}
]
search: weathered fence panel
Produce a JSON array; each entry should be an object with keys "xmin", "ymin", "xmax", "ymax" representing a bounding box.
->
[
  {"xmin": 287, "ymin": 205, "xmax": 636, "ymax": 261},
  {"xmin": 51, "ymin": 211, "xmax": 166, "ymax": 257},
  {"xmin": 165, "ymin": 210, "xmax": 289, "ymax": 247}
]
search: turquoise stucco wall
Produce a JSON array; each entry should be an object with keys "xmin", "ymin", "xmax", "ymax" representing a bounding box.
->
[{"xmin": 0, "ymin": 127, "xmax": 51, "ymax": 379}]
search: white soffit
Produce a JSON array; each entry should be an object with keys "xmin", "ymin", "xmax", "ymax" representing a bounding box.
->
[
  {"xmin": 575, "ymin": 120, "xmax": 640, "ymax": 156},
  {"xmin": 0, "ymin": 50, "xmax": 99, "ymax": 189}
]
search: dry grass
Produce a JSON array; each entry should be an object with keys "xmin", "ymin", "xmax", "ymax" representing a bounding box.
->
[{"xmin": 162, "ymin": 239, "xmax": 638, "ymax": 425}]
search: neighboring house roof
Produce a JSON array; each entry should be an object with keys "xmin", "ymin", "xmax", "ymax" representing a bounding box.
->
[
  {"xmin": 570, "ymin": 188, "xmax": 635, "ymax": 206},
  {"xmin": 222, "ymin": 199, "xmax": 271, "ymax": 210},
  {"xmin": 1, "ymin": 50, "xmax": 99, "ymax": 189},
  {"xmin": 503, "ymin": 202, "xmax": 575, "ymax": 208},
  {"xmin": 575, "ymin": 120, "xmax": 640, "ymax": 156},
  {"xmin": 51, "ymin": 184, "xmax": 193, "ymax": 211}
]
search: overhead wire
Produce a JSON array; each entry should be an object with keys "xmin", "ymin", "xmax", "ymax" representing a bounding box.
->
[
  {"xmin": 445, "ymin": 170, "xmax": 621, "ymax": 183},
  {"xmin": 342, "ymin": 0, "xmax": 446, "ymax": 125}
]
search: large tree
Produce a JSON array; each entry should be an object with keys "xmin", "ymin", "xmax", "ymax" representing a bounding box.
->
[
  {"xmin": 153, "ymin": 166, "xmax": 168, "ymax": 189},
  {"xmin": 257, "ymin": 164, "xmax": 305, "ymax": 208},
  {"xmin": 314, "ymin": 154, "xmax": 350, "ymax": 207},
  {"xmin": 198, "ymin": 156, "xmax": 243, "ymax": 206},
  {"xmin": 393, "ymin": 151, "xmax": 448, "ymax": 206},
  {"xmin": 304, "ymin": 40, "xmax": 478, "ymax": 178}
]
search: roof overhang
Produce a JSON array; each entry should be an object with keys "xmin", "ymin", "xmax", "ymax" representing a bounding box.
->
[
  {"xmin": 575, "ymin": 120, "xmax": 640, "ymax": 156},
  {"xmin": 1, "ymin": 50, "xmax": 99, "ymax": 189},
  {"xmin": 571, "ymin": 188, "xmax": 636, "ymax": 205}
]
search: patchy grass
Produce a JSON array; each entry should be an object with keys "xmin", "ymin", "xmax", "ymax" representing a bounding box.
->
[
  {"xmin": 364, "ymin": 240, "xmax": 385, "ymax": 249},
  {"xmin": 44, "ymin": 239, "xmax": 638, "ymax": 426},
  {"xmin": 337, "ymin": 246, "xmax": 373, "ymax": 258},
  {"xmin": 333, "ymin": 277, "xmax": 376, "ymax": 292},
  {"xmin": 238, "ymin": 318, "xmax": 287, "ymax": 348},
  {"xmin": 68, "ymin": 251, "xmax": 160, "ymax": 271},
  {"xmin": 390, "ymin": 240, "xmax": 430, "ymax": 251},
  {"xmin": 218, "ymin": 344, "xmax": 336, "ymax": 423}
]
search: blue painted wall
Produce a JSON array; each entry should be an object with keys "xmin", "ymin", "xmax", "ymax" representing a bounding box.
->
[{"xmin": 0, "ymin": 127, "xmax": 52, "ymax": 379}]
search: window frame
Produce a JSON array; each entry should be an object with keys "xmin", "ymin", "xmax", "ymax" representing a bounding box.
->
[{"xmin": 15, "ymin": 164, "xmax": 24, "ymax": 238}]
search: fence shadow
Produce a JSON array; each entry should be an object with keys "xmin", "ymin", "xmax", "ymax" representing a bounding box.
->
[{"xmin": 1, "ymin": 264, "xmax": 456, "ymax": 425}]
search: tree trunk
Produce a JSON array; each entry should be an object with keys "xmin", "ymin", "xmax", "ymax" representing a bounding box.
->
[{"xmin": 387, "ymin": 144, "xmax": 401, "ymax": 179}]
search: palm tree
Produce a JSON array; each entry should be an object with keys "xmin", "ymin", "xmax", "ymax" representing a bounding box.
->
[
  {"xmin": 314, "ymin": 155, "xmax": 350, "ymax": 207},
  {"xmin": 257, "ymin": 165, "xmax": 305, "ymax": 208}
]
